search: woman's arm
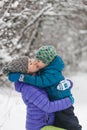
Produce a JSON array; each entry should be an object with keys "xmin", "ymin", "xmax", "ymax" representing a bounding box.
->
[
  {"xmin": 14, "ymin": 82, "xmax": 73, "ymax": 113},
  {"xmin": 33, "ymin": 96, "xmax": 73, "ymax": 113},
  {"xmin": 27, "ymin": 87, "xmax": 73, "ymax": 113}
]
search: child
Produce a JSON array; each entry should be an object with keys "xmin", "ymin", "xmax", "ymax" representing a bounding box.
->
[
  {"xmin": 8, "ymin": 45, "xmax": 82, "ymax": 130},
  {"xmin": 2, "ymin": 56, "xmax": 73, "ymax": 130}
]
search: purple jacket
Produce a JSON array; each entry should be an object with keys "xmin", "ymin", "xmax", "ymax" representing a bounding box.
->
[{"xmin": 15, "ymin": 82, "xmax": 72, "ymax": 130}]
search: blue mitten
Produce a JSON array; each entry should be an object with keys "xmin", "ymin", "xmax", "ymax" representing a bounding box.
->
[{"xmin": 8, "ymin": 72, "xmax": 24, "ymax": 82}]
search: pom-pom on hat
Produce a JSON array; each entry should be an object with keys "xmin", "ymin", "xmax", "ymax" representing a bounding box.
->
[
  {"xmin": 2, "ymin": 56, "xmax": 29, "ymax": 75},
  {"xmin": 35, "ymin": 45, "xmax": 57, "ymax": 65}
]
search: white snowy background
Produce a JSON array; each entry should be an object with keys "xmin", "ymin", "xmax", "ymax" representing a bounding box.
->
[{"xmin": 0, "ymin": 0, "xmax": 87, "ymax": 130}]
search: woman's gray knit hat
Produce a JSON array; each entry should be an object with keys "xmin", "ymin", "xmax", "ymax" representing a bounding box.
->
[{"xmin": 2, "ymin": 56, "xmax": 29, "ymax": 75}]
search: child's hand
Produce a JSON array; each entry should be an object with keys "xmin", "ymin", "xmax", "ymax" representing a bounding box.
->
[{"xmin": 8, "ymin": 72, "xmax": 24, "ymax": 82}]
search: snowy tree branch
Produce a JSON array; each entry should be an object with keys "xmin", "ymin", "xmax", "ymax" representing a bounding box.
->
[
  {"xmin": 25, "ymin": 22, "xmax": 39, "ymax": 55},
  {"xmin": 17, "ymin": 5, "xmax": 52, "ymax": 44},
  {"xmin": 2, "ymin": 0, "xmax": 14, "ymax": 20},
  {"xmin": 74, "ymin": 46, "xmax": 87, "ymax": 55}
]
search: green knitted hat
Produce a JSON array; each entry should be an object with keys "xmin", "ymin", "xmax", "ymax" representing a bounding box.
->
[
  {"xmin": 2, "ymin": 56, "xmax": 29, "ymax": 75},
  {"xmin": 35, "ymin": 45, "xmax": 57, "ymax": 65}
]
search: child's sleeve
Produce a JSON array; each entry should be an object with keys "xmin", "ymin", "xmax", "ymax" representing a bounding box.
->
[
  {"xmin": 22, "ymin": 70, "xmax": 64, "ymax": 88},
  {"xmin": 8, "ymin": 71, "xmax": 63, "ymax": 88},
  {"xmin": 28, "ymin": 89, "xmax": 73, "ymax": 113}
]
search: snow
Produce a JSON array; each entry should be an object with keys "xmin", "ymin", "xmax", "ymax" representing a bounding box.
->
[
  {"xmin": 11, "ymin": 1, "xmax": 19, "ymax": 9},
  {"xmin": 70, "ymin": 73, "xmax": 87, "ymax": 130},
  {"xmin": 0, "ymin": 49, "xmax": 12, "ymax": 62},
  {"xmin": 79, "ymin": 30, "xmax": 87, "ymax": 34},
  {"xmin": 0, "ymin": 72, "xmax": 87, "ymax": 130},
  {"xmin": 0, "ymin": 87, "xmax": 26, "ymax": 130},
  {"xmin": 0, "ymin": 2, "xmax": 4, "ymax": 8}
]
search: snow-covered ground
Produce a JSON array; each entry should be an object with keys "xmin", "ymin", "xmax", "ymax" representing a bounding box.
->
[
  {"xmin": 70, "ymin": 72, "xmax": 87, "ymax": 130},
  {"xmin": 0, "ymin": 72, "xmax": 87, "ymax": 130}
]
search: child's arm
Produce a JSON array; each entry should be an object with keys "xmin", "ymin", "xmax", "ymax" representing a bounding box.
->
[{"xmin": 8, "ymin": 70, "xmax": 64, "ymax": 88}]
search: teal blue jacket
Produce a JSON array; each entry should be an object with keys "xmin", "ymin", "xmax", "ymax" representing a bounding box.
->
[{"xmin": 23, "ymin": 56, "xmax": 72, "ymax": 100}]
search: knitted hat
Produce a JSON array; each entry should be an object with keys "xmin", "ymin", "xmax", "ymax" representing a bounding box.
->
[
  {"xmin": 35, "ymin": 45, "xmax": 57, "ymax": 65},
  {"xmin": 2, "ymin": 56, "xmax": 29, "ymax": 75}
]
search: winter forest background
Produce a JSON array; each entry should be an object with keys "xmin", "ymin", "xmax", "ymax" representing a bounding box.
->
[{"xmin": 0, "ymin": 0, "xmax": 87, "ymax": 130}]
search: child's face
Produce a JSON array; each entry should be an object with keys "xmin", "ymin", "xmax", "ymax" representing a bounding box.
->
[
  {"xmin": 28, "ymin": 59, "xmax": 40, "ymax": 73},
  {"xmin": 34, "ymin": 59, "xmax": 47, "ymax": 69}
]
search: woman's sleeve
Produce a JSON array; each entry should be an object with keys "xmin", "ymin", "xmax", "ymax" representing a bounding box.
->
[
  {"xmin": 28, "ymin": 89, "xmax": 72, "ymax": 113},
  {"xmin": 14, "ymin": 82, "xmax": 73, "ymax": 113},
  {"xmin": 14, "ymin": 82, "xmax": 23, "ymax": 92}
]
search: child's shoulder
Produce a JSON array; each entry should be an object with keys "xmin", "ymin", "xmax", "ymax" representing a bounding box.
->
[{"xmin": 44, "ymin": 56, "xmax": 64, "ymax": 71}]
